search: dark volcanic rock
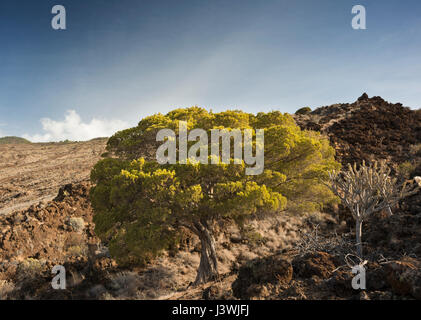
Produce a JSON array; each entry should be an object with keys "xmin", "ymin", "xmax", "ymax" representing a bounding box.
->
[
  {"xmin": 293, "ymin": 94, "xmax": 421, "ymax": 166},
  {"xmin": 232, "ymin": 255, "xmax": 293, "ymax": 299},
  {"xmin": 385, "ymin": 257, "xmax": 421, "ymax": 299},
  {"xmin": 292, "ymin": 251, "xmax": 337, "ymax": 279}
]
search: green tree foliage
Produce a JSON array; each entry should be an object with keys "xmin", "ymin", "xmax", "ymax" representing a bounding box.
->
[{"xmin": 90, "ymin": 107, "xmax": 340, "ymax": 284}]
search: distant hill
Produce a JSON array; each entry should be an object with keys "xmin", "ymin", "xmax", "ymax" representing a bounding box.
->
[{"xmin": 0, "ymin": 136, "xmax": 31, "ymax": 144}]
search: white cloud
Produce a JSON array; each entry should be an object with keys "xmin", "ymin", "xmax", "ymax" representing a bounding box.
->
[{"xmin": 23, "ymin": 110, "xmax": 129, "ymax": 142}]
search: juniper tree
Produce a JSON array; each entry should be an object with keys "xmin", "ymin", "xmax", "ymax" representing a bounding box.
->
[
  {"xmin": 90, "ymin": 108, "xmax": 339, "ymax": 285},
  {"xmin": 328, "ymin": 161, "xmax": 420, "ymax": 257}
]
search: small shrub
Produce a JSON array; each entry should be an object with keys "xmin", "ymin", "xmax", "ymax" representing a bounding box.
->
[
  {"xmin": 108, "ymin": 271, "xmax": 140, "ymax": 297},
  {"xmin": 65, "ymin": 232, "xmax": 84, "ymax": 248},
  {"xmin": 67, "ymin": 217, "xmax": 85, "ymax": 233},
  {"xmin": 295, "ymin": 107, "xmax": 312, "ymax": 115},
  {"xmin": 66, "ymin": 245, "xmax": 87, "ymax": 257},
  {"xmin": 240, "ymin": 226, "xmax": 265, "ymax": 246},
  {"xmin": 87, "ymin": 284, "xmax": 107, "ymax": 299},
  {"xmin": 398, "ymin": 161, "xmax": 416, "ymax": 179},
  {"xmin": 16, "ymin": 258, "xmax": 45, "ymax": 282},
  {"xmin": 410, "ymin": 144, "xmax": 421, "ymax": 157}
]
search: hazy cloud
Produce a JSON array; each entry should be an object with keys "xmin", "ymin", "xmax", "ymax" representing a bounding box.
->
[{"xmin": 23, "ymin": 110, "xmax": 129, "ymax": 142}]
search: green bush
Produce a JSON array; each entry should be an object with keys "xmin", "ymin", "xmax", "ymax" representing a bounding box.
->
[
  {"xmin": 91, "ymin": 107, "xmax": 339, "ymax": 284},
  {"xmin": 398, "ymin": 161, "xmax": 417, "ymax": 179},
  {"xmin": 295, "ymin": 107, "xmax": 312, "ymax": 115}
]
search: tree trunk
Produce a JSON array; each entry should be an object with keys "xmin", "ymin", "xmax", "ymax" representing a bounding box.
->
[
  {"xmin": 356, "ymin": 219, "xmax": 363, "ymax": 258},
  {"xmin": 193, "ymin": 222, "xmax": 218, "ymax": 286}
]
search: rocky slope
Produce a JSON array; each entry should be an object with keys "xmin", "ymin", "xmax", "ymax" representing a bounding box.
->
[
  {"xmin": 1, "ymin": 181, "xmax": 326, "ymax": 299},
  {"xmin": 0, "ymin": 139, "xmax": 107, "ymax": 215}
]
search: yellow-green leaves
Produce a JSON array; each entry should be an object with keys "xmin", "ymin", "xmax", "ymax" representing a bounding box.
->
[{"xmin": 90, "ymin": 107, "xmax": 340, "ymax": 266}]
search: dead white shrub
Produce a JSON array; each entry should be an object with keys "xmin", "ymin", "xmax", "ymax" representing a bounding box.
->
[{"xmin": 328, "ymin": 161, "xmax": 419, "ymax": 257}]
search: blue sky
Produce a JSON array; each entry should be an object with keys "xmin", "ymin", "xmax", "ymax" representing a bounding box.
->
[{"xmin": 0, "ymin": 0, "xmax": 420, "ymax": 141}]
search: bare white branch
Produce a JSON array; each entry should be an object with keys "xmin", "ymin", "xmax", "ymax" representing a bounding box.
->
[{"xmin": 327, "ymin": 161, "xmax": 419, "ymax": 257}]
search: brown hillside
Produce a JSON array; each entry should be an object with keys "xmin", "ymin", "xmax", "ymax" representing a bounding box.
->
[{"xmin": 0, "ymin": 139, "xmax": 107, "ymax": 216}]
